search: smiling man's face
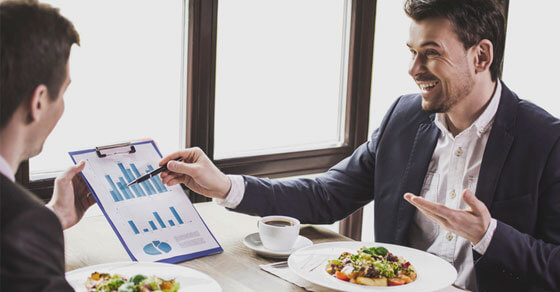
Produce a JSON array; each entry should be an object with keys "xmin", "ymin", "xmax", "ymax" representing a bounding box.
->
[{"xmin": 407, "ymin": 17, "xmax": 476, "ymax": 113}]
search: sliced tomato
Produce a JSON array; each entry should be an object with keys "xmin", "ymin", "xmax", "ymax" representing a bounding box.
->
[
  {"xmin": 388, "ymin": 278, "xmax": 405, "ymax": 286},
  {"xmin": 335, "ymin": 271, "xmax": 350, "ymax": 281}
]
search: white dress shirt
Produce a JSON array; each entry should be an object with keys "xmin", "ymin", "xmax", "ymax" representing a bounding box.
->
[
  {"xmin": 0, "ymin": 155, "xmax": 15, "ymax": 182},
  {"xmin": 409, "ymin": 81, "xmax": 501, "ymax": 292},
  {"xmin": 217, "ymin": 82, "xmax": 502, "ymax": 292}
]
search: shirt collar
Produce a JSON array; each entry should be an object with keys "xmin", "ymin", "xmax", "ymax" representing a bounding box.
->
[
  {"xmin": 435, "ymin": 80, "xmax": 502, "ymax": 138},
  {"xmin": 0, "ymin": 154, "xmax": 15, "ymax": 182}
]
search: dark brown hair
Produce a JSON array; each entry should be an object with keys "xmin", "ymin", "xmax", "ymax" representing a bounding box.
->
[
  {"xmin": 0, "ymin": 1, "xmax": 79, "ymax": 129},
  {"xmin": 404, "ymin": 0, "xmax": 505, "ymax": 81}
]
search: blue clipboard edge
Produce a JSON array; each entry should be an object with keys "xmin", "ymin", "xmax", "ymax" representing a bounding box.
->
[{"xmin": 68, "ymin": 140, "xmax": 223, "ymax": 263}]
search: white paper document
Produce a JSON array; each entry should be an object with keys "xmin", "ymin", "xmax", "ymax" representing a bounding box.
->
[{"xmin": 69, "ymin": 141, "xmax": 222, "ymax": 263}]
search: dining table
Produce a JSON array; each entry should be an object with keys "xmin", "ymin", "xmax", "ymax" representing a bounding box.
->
[{"xmin": 64, "ymin": 201, "xmax": 468, "ymax": 292}]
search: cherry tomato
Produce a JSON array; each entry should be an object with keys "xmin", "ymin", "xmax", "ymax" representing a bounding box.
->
[
  {"xmin": 336, "ymin": 271, "xmax": 350, "ymax": 281},
  {"xmin": 388, "ymin": 278, "xmax": 406, "ymax": 286}
]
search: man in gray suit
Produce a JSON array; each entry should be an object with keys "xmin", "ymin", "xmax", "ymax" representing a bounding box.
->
[{"xmin": 0, "ymin": 2, "xmax": 94, "ymax": 290}]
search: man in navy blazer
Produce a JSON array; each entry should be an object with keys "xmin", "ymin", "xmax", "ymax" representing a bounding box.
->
[{"xmin": 159, "ymin": 0, "xmax": 560, "ymax": 291}]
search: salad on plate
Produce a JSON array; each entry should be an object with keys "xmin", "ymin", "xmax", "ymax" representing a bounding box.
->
[
  {"xmin": 85, "ymin": 272, "xmax": 180, "ymax": 292},
  {"xmin": 326, "ymin": 246, "xmax": 417, "ymax": 287}
]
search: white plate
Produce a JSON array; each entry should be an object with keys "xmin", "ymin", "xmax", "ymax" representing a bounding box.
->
[
  {"xmin": 243, "ymin": 232, "xmax": 313, "ymax": 259},
  {"xmin": 288, "ymin": 241, "xmax": 457, "ymax": 292},
  {"xmin": 66, "ymin": 261, "xmax": 221, "ymax": 292}
]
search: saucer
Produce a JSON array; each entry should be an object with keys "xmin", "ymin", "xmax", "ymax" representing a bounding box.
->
[{"xmin": 242, "ymin": 232, "xmax": 313, "ymax": 259}]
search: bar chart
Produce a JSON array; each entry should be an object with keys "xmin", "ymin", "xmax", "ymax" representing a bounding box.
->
[
  {"xmin": 126, "ymin": 206, "xmax": 185, "ymax": 235},
  {"xmin": 105, "ymin": 162, "xmax": 168, "ymax": 202},
  {"xmin": 70, "ymin": 141, "xmax": 222, "ymax": 262}
]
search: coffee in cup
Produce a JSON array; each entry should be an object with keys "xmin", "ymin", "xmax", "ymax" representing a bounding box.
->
[{"xmin": 258, "ymin": 215, "xmax": 300, "ymax": 251}]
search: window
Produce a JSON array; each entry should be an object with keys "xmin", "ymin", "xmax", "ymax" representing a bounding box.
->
[
  {"xmin": 22, "ymin": 0, "xmax": 187, "ymax": 199},
  {"xmin": 214, "ymin": 0, "xmax": 350, "ymax": 159},
  {"xmin": 20, "ymin": 0, "xmax": 377, "ymax": 239},
  {"xmin": 189, "ymin": 0, "xmax": 375, "ymax": 184}
]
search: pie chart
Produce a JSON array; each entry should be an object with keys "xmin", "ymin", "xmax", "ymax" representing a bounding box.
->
[{"xmin": 143, "ymin": 241, "xmax": 172, "ymax": 255}]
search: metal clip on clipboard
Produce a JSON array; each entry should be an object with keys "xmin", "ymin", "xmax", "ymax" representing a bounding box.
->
[{"xmin": 95, "ymin": 142, "xmax": 136, "ymax": 158}]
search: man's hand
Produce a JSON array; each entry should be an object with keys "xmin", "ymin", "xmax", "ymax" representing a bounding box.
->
[
  {"xmin": 404, "ymin": 189, "xmax": 491, "ymax": 244},
  {"xmin": 47, "ymin": 161, "xmax": 96, "ymax": 229},
  {"xmin": 159, "ymin": 147, "xmax": 231, "ymax": 199}
]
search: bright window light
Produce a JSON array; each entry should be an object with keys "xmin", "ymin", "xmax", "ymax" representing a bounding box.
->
[
  {"xmin": 30, "ymin": 0, "xmax": 187, "ymax": 180},
  {"xmin": 214, "ymin": 0, "xmax": 351, "ymax": 159}
]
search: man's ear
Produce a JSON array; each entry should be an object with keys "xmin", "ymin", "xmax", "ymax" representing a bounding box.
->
[
  {"xmin": 473, "ymin": 39, "xmax": 494, "ymax": 74},
  {"xmin": 27, "ymin": 84, "xmax": 49, "ymax": 123}
]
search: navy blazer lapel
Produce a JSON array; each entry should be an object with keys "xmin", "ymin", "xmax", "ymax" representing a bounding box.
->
[
  {"xmin": 395, "ymin": 120, "xmax": 439, "ymax": 244},
  {"xmin": 476, "ymin": 82, "xmax": 516, "ymax": 209}
]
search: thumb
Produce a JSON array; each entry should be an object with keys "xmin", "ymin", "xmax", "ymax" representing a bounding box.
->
[
  {"xmin": 167, "ymin": 160, "xmax": 196, "ymax": 176},
  {"xmin": 62, "ymin": 161, "xmax": 86, "ymax": 179},
  {"xmin": 462, "ymin": 189, "xmax": 485, "ymax": 214},
  {"xmin": 71, "ymin": 161, "xmax": 86, "ymax": 174}
]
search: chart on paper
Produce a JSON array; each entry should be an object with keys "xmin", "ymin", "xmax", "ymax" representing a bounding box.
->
[
  {"xmin": 104, "ymin": 162, "xmax": 168, "ymax": 202},
  {"xmin": 70, "ymin": 141, "xmax": 221, "ymax": 262}
]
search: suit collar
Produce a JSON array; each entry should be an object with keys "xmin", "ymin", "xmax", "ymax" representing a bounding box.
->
[
  {"xmin": 475, "ymin": 81, "xmax": 517, "ymax": 209},
  {"xmin": 395, "ymin": 120, "xmax": 440, "ymax": 244}
]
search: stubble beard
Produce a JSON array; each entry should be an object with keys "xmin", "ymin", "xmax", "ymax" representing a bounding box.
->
[{"xmin": 421, "ymin": 71, "xmax": 474, "ymax": 114}]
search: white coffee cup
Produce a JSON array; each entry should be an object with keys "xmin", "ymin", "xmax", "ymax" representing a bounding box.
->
[{"xmin": 257, "ymin": 215, "xmax": 300, "ymax": 251}]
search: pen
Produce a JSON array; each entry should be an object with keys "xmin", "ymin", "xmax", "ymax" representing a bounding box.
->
[{"xmin": 127, "ymin": 157, "xmax": 182, "ymax": 187}]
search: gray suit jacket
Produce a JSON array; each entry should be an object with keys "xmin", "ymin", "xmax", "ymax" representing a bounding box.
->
[{"xmin": 0, "ymin": 174, "xmax": 73, "ymax": 291}]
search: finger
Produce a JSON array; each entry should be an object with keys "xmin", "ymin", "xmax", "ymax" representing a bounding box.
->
[
  {"xmin": 166, "ymin": 177, "xmax": 185, "ymax": 186},
  {"xmin": 405, "ymin": 194, "xmax": 460, "ymax": 222},
  {"xmin": 159, "ymin": 151, "xmax": 184, "ymax": 167},
  {"xmin": 58, "ymin": 161, "xmax": 86, "ymax": 182},
  {"xmin": 167, "ymin": 160, "xmax": 198, "ymax": 177},
  {"xmin": 67, "ymin": 160, "xmax": 86, "ymax": 178},
  {"xmin": 462, "ymin": 189, "xmax": 487, "ymax": 215},
  {"xmin": 72, "ymin": 160, "xmax": 86, "ymax": 173},
  {"xmin": 409, "ymin": 195, "xmax": 454, "ymax": 218},
  {"xmin": 417, "ymin": 206, "xmax": 449, "ymax": 226},
  {"xmin": 161, "ymin": 173, "xmax": 183, "ymax": 185},
  {"xmin": 403, "ymin": 193, "xmax": 416, "ymax": 201},
  {"xmin": 160, "ymin": 170, "xmax": 173, "ymax": 179}
]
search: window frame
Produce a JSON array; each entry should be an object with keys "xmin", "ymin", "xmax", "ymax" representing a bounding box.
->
[{"xmin": 188, "ymin": 0, "xmax": 376, "ymax": 176}]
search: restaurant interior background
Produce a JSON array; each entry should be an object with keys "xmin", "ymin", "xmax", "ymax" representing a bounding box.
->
[{"xmin": 17, "ymin": 0, "xmax": 560, "ymax": 241}]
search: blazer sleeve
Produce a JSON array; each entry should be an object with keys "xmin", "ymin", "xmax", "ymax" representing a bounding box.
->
[
  {"xmin": 475, "ymin": 137, "xmax": 560, "ymax": 291},
  {"xmin": 232, "ymin": 96, "xmax": 403, "ymax": 224},
  {"xmin": 0, "ymin": 206, "xmax": 73, "ymax": 292}
]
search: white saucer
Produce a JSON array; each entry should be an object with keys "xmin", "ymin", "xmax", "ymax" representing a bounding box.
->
[{"xmin": 243, "ymin": 233, "xmax": 313, "ymax": 259}]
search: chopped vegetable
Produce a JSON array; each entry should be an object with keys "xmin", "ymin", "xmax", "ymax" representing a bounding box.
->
[
  {"xmin": 85, "ymin": 272, "xmax": 179, "ymax": 292},
  {"xmin": 325, "ymin": 246, "xmax": 417, "ymax": 287}
]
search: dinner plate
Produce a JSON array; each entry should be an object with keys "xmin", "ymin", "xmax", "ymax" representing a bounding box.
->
[
  {"xmin": 65, "ymin": 261, "xmax": 221, "ymax": 292},
  {"xmin": 243, "ymin": 232, "xmax": 313, "ymax": 259},
  {"xmin": 288, "ymin": 241, "xmax": 457, "ymax": 292}
]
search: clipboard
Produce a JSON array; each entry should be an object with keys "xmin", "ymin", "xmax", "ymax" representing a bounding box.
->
[{"xmin": 69, "ymin": 140, "xmax": 222, "ymax": 263}]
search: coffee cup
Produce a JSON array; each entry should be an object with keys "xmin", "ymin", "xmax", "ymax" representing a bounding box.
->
[{"xmin": 257, "ymin": 215, "xmax": 300, "ymax": 251}]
